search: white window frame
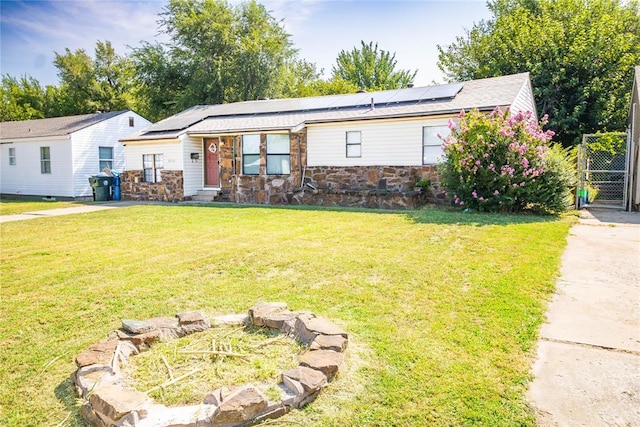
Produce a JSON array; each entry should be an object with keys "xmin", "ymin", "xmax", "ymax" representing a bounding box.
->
[
  {"xmin": 8, "ymin": 147, "xmax": 16, "ymax": 165},
  {"xmin": 40, "ymin": 146, "xmax": 51, "ymax": 174},
  {"xmin": 242, "ymin": 134, "xmax": 260, "ymax": 175},
  {"xmin": 143, "ymin": 154, "xmax": 163, "ymax": 182},
  {"xmin": 346, "ymin": 131, "xmax": 361, "ymax": 158},
  {"xmin": 99, "ymin": 146, "xmax": 113, "ymax": 171},
  {"xmin": 423, "ymin": 125, "xmax": 449, "ymax": 165},
  {"xmin": 266, "ymin": 134, "xmax": 291, "ymax": 175}
]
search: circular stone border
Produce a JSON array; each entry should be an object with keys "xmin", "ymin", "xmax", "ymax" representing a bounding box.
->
[{"xmin": 73, "ymin": 301, "xmax": 348, "ymax": 427}]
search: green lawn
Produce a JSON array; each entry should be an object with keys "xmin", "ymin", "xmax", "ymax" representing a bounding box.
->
[
  {"xmin": 0, "ymin": 198, "xmax": 86, "ymax": 215},
  {"xmin": 0, "ymin": 204, "xmax": 575, "ymax": 426}
]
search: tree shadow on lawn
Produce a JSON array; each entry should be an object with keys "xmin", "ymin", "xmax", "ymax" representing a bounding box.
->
[
  {"xmin": 174, "ymin": 201, "xmax": 565, "ymax": 227},
  {"xmin": 55, "ymin": 376, "xmax": 85, "ymax": 427}
]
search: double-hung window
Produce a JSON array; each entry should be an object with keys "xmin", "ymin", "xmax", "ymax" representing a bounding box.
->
[
  {"xmin": 8, "ymin": 147, "xmax": 16, "ymax": 165},
  {"xmin": 99, "ymin": 146, "xmax": 113, "ymax": 171},
  {"xmin": 143, "ymin": 154, "xmax": 163, "ymax": 182},
  {"xmin": 346, "ymin": 131, "xmax": 361, "ymax": 158},
  {"xmin": 242, "ymin": 134, "xmax": 260, "ymax": 175},
  {"xmin": 266, "ymin": 134, "xmax": 290, "ymax": 174},
  {"xmin": 422, "ymin": 125, "xmax": 449, "ymax": 164},
  {"xmin": 40, "ymin": 147, "xmax": 51, "ymax": 174}
]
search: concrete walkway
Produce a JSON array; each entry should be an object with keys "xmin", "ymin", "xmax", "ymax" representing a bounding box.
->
[
  {"xmin": 527, "ymin": 208, "xmax": 640, "ymax": 426},
  {"xmin": 0, "ymin": 201, "xmax": 143, "ymax": 223}
]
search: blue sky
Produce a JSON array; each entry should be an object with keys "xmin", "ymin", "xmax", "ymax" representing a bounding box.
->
[{"xmin": 0, "ymin": 0, "xmax": 492, "ymax": 87}]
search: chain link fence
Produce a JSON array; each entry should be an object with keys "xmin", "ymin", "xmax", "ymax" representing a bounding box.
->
[{"xmin": 577, "ymin": 133, "xmax": 629, "ymax": 209}]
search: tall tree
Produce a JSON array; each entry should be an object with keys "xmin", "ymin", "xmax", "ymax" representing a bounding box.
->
[
  {"xmin": 437, "ymin": 0, "xmax": 640, "ymax": 146},
  {"xmin": 0, "ymin": 75, "xmax": 58, "ymax": 121},
  {"xmin": 332, "ymin": 41, "xmax": 417, "ymax": 90},
  {"xmin": 133, "ymin": 0, "xmax": 302, "ymax": 120},
  {"xmin": 54, "ymin": 40, "xmax": 134, "ymax": 115}
]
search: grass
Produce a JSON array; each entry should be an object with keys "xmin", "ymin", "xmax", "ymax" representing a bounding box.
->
[
  {"xmin": 0, "ymin": 203, "xmax": 575, "ymax": 426},
  {"xmin": 123, "ymin": 324, "xmax": 305, "ymax": 405},
  {"xmin": 0, "ymin": 197, "xmax": 86, "ymax": 215}
]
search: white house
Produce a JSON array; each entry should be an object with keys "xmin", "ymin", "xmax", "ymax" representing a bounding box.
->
[
  {"xmin": 0, "ymin": 111, "xmax": 152, "ymax": 200},
  {"xmin": 120, "ymin": 73, "xmax": 536, "ymax": 208}
]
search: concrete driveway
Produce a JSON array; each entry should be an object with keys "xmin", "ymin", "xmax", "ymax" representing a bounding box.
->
[{"xmin": 527, "ymin": 208, "xmax": 640, "ymax": 426}]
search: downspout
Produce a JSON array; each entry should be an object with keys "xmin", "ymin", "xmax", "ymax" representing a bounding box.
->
[{"xmin": 297, "ymin": 134, "xmax": 303, "ymax": 187}]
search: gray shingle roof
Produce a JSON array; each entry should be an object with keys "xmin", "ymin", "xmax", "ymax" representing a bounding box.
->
[
  {"xmin": 123, "ymin": 73, "xmax": 530, "ymax": 141},
  {"xmin": 0, "ymin": 111, "xmax": 128, "ymax": 139}
]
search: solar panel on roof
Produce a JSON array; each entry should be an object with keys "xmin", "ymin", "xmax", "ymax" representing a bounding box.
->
[
  {"xmin": 143, "ymin": 82, "xmax": 465, "ymax": 133},
  {"xmin": 422, "ymin": 83, "xmax": 464, "ymax": 100}
]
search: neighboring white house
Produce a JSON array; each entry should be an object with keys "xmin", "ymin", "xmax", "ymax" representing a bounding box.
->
[
  {"xmin": 0, "ymin": 111, "xmax": 152, "ymax": 199},
  {"xmin": 120, "ymin": 73, "xmax": 537, "ymax": 208}
]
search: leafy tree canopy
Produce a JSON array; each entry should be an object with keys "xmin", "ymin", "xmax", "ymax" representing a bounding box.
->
[
  {"xmin": 132, "ymin": 0, "xmax": 304, "ymax": 120},
  {"xmin": 0, "ymin": 75, "xmax": 57, "ymax": 121},
  {"xmin": 54, "ymin": 40, "xmax": 135, "ymax": 115},
  {"xmin": 437, "ymin": 0, "xmax": 640, "ymax": 146},
  {"xmin": 332, "ymin": 41, "xmax": 417, "ymax": 90}
]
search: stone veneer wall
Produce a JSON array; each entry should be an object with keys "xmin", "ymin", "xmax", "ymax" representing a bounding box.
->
[
  {"xmin": 291, "ymin": 165, "xmax": 445, "ymax": 209},
  {"xmin": 121, "ymin": 170, "xmax": 184, "ymax": 203},
  {"xmin": 218, "ymin": 133, "xmax": 307, "ymax": 205}
]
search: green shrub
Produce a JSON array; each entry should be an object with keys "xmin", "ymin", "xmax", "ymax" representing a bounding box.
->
[{"xmin": 438, "ymin": 108, "xmax": 576, "ymax": 213}]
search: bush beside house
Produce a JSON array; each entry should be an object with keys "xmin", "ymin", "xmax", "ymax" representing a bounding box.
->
[{"xmin": 438, "ymin": 108, "xmax": 576, "ymax": 213}]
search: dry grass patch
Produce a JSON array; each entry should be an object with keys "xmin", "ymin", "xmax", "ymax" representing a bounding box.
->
[{"xmin": 122, "ymin": 324, "xmax": 306, "ymax": 405}]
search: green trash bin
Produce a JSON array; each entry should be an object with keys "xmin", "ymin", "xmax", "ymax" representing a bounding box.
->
[{"xmin": 88, "ymin": 176, "xmax": 113, "ymax": 201}]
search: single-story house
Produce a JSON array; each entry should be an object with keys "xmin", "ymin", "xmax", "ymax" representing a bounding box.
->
[
  {"xmin": 0, "ymin": 111, "xmax": 152, "ymax": 200},
  {"xmin": 120, "ymin": 72, "xmax": 536, "ymax": 208},
  {"xmin": 627, "ymin": 65, "xmax": 640, "ymax": 211}
]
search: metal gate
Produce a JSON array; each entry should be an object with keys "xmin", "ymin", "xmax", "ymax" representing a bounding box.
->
[{"xmin": 576, "ymin": 133, "xmax": 629, "ymax": 209}]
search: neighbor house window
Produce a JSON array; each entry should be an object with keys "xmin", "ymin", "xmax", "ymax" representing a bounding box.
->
[
  {"xmin": 242, "ymin": 134, "xmax": 260, "ymax": 175},
  {"xmin": 40, "ymin": 147, "xmax": 51, "ymax": 174},
  {"xmin": 423, "ymin": 125, "xmax": 449, "ymax": 164},
  {"xmin": 346, "ymin": 131, "xmax": 361, "ymax": 158},
  {"xmin": 99, "ymin": 146, "xmax": 113, "ymax": 171},
  {"xmin": 8, "ymin": 147, "xmax": 16, "ymax": 165},
  {"xmin": 266, "ymin": 134, "xmax": 290, "ymax": 174},
  {"xmin": 143, "ymin": 154, "xmax": 163, "ymax": 182},
  {"xmin": 129, "ymin": 117, "xmax": 135, "ymax": 127}
]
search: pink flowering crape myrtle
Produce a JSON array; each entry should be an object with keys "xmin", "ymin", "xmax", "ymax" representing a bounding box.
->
[{"xmin": 438, "ymin": 107, "xmax": 574, "ymax": 213}]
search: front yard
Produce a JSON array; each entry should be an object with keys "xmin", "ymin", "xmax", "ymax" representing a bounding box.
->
[{"xmin": 0, "ymin": 204, "xmax": 574, "ymax": 426}]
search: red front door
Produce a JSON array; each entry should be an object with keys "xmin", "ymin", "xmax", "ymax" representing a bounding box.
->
[{"xmin": 204, "ymin": 138, "xmax": 220, "ymax": 187}]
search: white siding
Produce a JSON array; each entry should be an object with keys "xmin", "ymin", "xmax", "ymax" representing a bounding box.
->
[
  {"xmin": 307, "ymin": 116, "xmax": 453, "ymax": 167},
  {"xmin": 124, "ymin": 140, "xmax": 183, "ymax": 171},
  {"xmin": 0, "ymin": 136, "xmax": 73, "ymax": 197},
  {"xmin": 72, "ymin": 112, "xmax": 152, "ymax": 197},
  {"xmin": 510, "ymin": 78, "xmax": 538, "ymax": 120},
  {"xmin": 182, "ymin": 135, "xmax": 204, "ymax": 197}
]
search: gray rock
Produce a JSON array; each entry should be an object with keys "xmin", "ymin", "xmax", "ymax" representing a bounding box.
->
[
  {"xmin": 88, "ymin": 385, "xmax": 151, "ymax": 421},
  {"xmin": 305, "ymin": 317, "xmax": 348, "ymax": 338},
  {"xmin": 253, "ymin": 401, "xmax": 289, "ymax": 423},
  {"xmin": 118, "ymin": 403, "xmax": 216, "ymax": 427},
  {"xmin": 116, "ymin": 329, "xmax": 161, "ymax": 348},
  {"xmin": 203, "ymin": 385, "xmax": 239, "ymax": 406},
  {"xmin": 310, "ymin": 334, "xmax": 348, "ymax": 352},
  {"xmin": 176, "ymin": 311, "xmax": 210, "ymax": 326},
  {"xmin": 146, "ymin": 317, "xmax": 182, "ymax": 341},
  {"xmin": 81, "ymin": 402, "xmax": 112, "ymax": 427},
  {"xmin": 261, "ymin": 311, "xmax": 297, "ymax": 331},
  {"xmin": 210, "ymin": 385, "xmax": 268, "ymax": 424},
  {"xmin": 212, "ymin": 314, "xmax": 249, "ymax": 326},
  {"xmin": 282, "ymin": 366, "xmax": 327, "ymax": 393},
  {"xmin": 75, "ymin": 340, "xmax": 118, "ymax": 368},
  {"xmin": 75, "ymin": 365, "xmax": 118, "ymax": 398},
  {"xmin": 248, "ymin": 301, "xmax": 288, "ymax": 327},
  {"xmin": 121, "ymin": 319, "xmax": 156, "ymax": 335},
  {"xmin": 299, "ymin": 350, "xmax": 344, "ymax": 380}
]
